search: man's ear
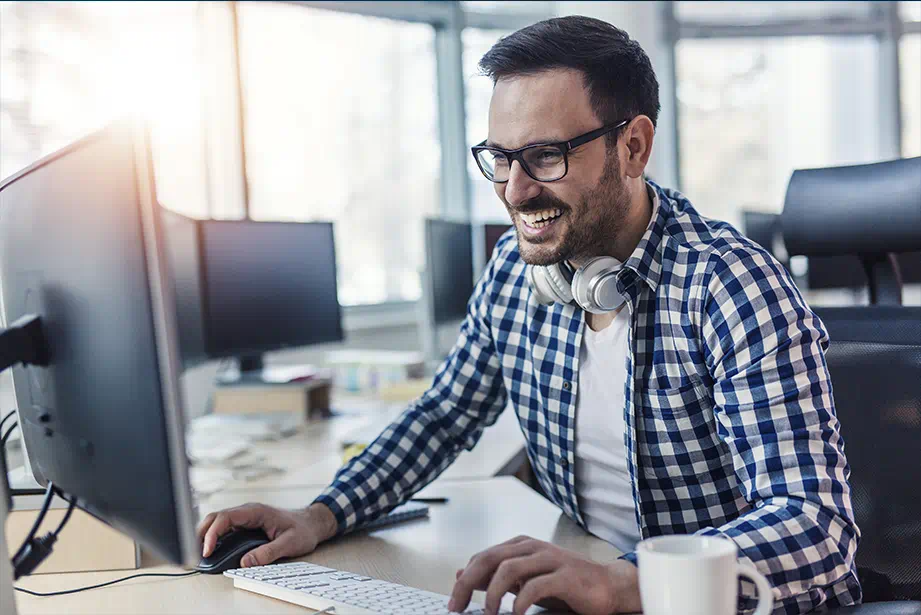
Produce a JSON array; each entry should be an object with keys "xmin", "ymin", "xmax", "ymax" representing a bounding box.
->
[{"xmin": 622, "ymin": 116, "xmax": 655, "ymax": 179}]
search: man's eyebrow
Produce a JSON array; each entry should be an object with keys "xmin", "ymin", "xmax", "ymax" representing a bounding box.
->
[{"xmin": 485, "ymin": 136, "xmax": 564, "ymax": 149}]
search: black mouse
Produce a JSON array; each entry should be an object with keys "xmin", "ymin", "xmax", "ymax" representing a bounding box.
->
[{"xmin": 196, "ymin": 528, "xmax": 271, "ymax": 574}]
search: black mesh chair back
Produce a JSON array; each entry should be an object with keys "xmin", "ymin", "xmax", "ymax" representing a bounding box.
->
[{"xmin": 817, "ymin": 307, "xmax": 921, "ymax": 601}]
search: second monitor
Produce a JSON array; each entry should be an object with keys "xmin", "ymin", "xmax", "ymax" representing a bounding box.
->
[
  {"xmin": 425, "ymin": 219, "xmax": 475, "ymax": 325},
  {"xmin": 201, "ymin": 220, "xmax": 343, "ymax": 368},
  {"xmin": 165, "ymin": 216, "xmax": 344, "ymax": 377}
]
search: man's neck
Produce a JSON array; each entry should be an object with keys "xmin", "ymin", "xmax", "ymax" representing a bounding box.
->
[
  {"xmin": 586, "ymin": 304, "xmax": 625, "ymax": 332},
  {"xmin": 610, "ymin": 179, "xmax": 654, "ymax": 263}
]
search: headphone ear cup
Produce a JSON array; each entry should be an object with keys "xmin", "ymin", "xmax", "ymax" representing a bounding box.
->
[
  {"xmin": 527, "ymin": 264, "xmax": 574, "ymax": 306},
  {"xmin": 571, "ymin": 256, "xmax": 625, "ymax": 313}
]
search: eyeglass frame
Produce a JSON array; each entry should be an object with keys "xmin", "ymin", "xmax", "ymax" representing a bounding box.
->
[{"xmin": 470, "ymin": 119, "xmax": 631, "ymax": 184}]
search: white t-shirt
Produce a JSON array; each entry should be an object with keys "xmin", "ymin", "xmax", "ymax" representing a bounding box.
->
[{"xmin": 574, "ymin": 306, "xmax": 641, "ymax": 553}]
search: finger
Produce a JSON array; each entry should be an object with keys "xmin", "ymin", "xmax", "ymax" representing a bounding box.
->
[
  {"xmin": 497, "ymin": 535, "xmax": 534, "ymax": 549},
  {"xmin": 241, "ymin": 529, "xmax": 297, "ymax": 567},
  {"xmin": 485, "ymin": 553, "xmax": 557, "ymax": 615},
  {"xmin": 196, "ymin": 512, "xmax": 217, "ymax": 541},
  {"xmin": 202, "ymin": 505, "xmax": 266, "ymax": 557},
  {"xmin": 513, "ymin": 572, "xmax": 566, "ymax": 615},
  {"xmin": 449, "ymin": 540, "xmax": 541, "ymax": 612}
]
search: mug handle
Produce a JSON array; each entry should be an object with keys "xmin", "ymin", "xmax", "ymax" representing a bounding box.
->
[{"xmin": 738, "ymin": 563, "xmax": 774, "ymax": 615}]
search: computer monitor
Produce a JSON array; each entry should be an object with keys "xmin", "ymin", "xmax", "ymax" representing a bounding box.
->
[
  {"xmin": 0, "ymin": 122, "xmax": 198, "ymax": 566},
  {"xmin": 161, "ymin": 208, "xmax": 208, "ymax": 368},
  {"xmin": 197, "ymin": 220, "xmax": 344, "ymax": 374},
  {"xmin": 741, "ymin": 211, "xmax": 781, "ymax": 256},
  {"xmin": 483, "ymin": 223, "xmax": 513, "ymax": 263},
  {"xmin": 424, "ymin": 219, "xmax": 475, "ymax": 325}
]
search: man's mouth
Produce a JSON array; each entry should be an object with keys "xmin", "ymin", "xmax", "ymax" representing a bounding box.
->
[{"xmin": 519, "ymin": 208, "xmax": 564, "ymax": 230}]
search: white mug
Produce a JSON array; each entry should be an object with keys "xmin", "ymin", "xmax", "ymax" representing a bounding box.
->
[{"xmin": 637, "ymin": 535, "xmax": 774, "ymax": 615}]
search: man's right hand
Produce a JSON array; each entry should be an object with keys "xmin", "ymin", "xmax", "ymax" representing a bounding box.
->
[{"xmin": 197, "ymin": 502, "xmax": 339, "ymax": 567}]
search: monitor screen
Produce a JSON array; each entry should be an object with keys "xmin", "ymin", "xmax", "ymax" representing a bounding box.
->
[
  {"xmin": 425, "ymin": 219, "xmax": 475, "ymax": 325},
  {"xmin": 199, "ymin": 220, "xmax": 344, "ymax": 358},
  {"xmin": 483, "ymin": 223, "xmax": 513, "ymax": 263}
]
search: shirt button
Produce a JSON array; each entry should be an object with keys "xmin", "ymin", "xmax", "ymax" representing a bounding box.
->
[{"xmin": 562, "ymin": 381, "xmax": 571, "ymax": 390}]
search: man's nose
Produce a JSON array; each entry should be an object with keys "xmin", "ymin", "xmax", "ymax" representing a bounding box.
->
[{"xmin": 502, "ymin": 160, "xmax": 542, "ymax": 208}]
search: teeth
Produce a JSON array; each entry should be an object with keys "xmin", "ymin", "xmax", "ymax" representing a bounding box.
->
[{"xmin": 521, "ymin": 208, "xmax": 562, "ymax": 227}]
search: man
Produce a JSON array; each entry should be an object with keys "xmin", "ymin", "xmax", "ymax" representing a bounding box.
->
[{"xmin": 199, "ymin": 16, "xmax": 860, "ymax": 615}]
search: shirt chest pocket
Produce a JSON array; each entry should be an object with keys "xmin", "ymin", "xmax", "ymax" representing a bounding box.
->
[{"xmin": 635, "ymin": 378, "xmax": 727, "ymax": 485}]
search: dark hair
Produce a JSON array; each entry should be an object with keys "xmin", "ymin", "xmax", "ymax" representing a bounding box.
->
[{"xmin": 478, "ymin": 16, "xmax": 660, "ymax": 139}]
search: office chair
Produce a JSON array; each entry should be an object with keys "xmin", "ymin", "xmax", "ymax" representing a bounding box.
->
[
  {"xmin": 783, "ymin": 157, "xmax": 921, "ymax": 305},
  {"xmin": 782, "ymin": 158, "xmax": 921, "ymax": 611}
]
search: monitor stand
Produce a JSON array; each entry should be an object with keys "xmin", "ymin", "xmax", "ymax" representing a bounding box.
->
[{"xmin": 215, "ymin": 354, "xmax": 319, "ymax": 386}]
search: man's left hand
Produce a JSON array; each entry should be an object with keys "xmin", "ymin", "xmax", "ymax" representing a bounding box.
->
[{"xmin": 447, "ymin": 535, "xmax": 642, "ymax": 615}]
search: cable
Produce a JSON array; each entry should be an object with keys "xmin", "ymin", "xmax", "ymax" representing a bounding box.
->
[
  {"xmin": 52, "ymin": 494, "xmax": 76, "ymax": 536},
  {"xmin": 13, "ymin": 482, "xmax": 54, "ymax": 562},
  {"xmin": 1, "ymin": 421, "xmax": 18, "ymax": 446},
  {"xmin": 15, "ymin": 571, "xmax": 201, "ymax": 597},
  {"xmin": 0, "ymin": 409, "xmax": 15, "ymax": 433}
]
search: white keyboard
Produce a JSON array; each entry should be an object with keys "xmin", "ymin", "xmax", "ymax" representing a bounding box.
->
[{"xmin": 224, "ymin": 561, "xmax": 513, "ymax": 614}]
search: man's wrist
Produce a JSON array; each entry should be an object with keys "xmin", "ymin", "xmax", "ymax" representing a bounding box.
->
[
  {"xmin": 304, "ymin": 503, "xmax": 339, "ymax": 543},
  {"xmin": 605, "ymin": 559, "xmax": 642, "ymax": 613}
]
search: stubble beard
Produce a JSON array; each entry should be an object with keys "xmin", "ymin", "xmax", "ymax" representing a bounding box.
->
[{"xmin": 515, "ymin": 151, "xmax": 629, "ymax": 267}]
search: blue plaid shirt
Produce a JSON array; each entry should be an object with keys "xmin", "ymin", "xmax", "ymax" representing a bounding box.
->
[{"xmin": 316, "ymin": 182, "xmax": 861, "ymax": 614}]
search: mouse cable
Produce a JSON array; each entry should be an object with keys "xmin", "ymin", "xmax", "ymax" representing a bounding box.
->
[{"xmin": 15, "ymin": 570, "xmax": 201, "ymax": 597}]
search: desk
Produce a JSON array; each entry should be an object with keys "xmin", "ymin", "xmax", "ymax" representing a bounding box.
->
[
  {"xmin": 216, "ymin": 407, "xmax": 528, "ymax": 492},
  {"xmin": 14, "ymin": 478, "xmax": 622, "ymax": 615}
]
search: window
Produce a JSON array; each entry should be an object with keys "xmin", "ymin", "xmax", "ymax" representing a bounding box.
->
[
  {"xmin": 676, "ymin": 37, "xmax": 883, "ymax": 228},
  {"xmin": 0, "ymin": 1, "xmax": 208, "ymax": 217},
  {"xmin": 674, "ymin": 1, "xmax": 872, "ymax": 24},
  {"xmin": 463, "ymin": 28, "xmax": 512, "ymax": 222},
  {"xmin": 902, "ymin": 34, "xmax": 921, "ymax": 157},
  {"xmin": 237, "ymin": 3, "xmax": 440, "ymax": 306},
  {"xmin": 461, "ymin": 2, "xmax": 556, "ymax": 15},
  {"xmin": 901, "ymin": 1, "xmax": 921, "ymax": 22}
]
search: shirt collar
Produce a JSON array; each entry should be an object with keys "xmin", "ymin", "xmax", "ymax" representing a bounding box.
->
[{"xmin": 621, "ymin": 180, "xmax": 669, "ymax": 293}]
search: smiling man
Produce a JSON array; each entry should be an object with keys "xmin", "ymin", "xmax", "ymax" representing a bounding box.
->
[{"xmin": 199, "ymin": 16, "xmax": 861, "ymax": 615}]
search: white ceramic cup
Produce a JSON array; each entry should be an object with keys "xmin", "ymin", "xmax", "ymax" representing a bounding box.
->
[{"xmin": 637, "ymin": 535, "xmax": 774, "ymax": 615}]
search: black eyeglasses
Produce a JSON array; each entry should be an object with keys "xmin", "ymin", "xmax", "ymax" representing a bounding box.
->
[{"xmin": 471, "ymin": 119, "xmax": 630, "ymax": 183}]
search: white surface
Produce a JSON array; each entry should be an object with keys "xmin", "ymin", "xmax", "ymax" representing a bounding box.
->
[
  {"xmin": 574, "ymin": 307, "xmax": 641, "ymax": 553},
  {"xmin": 637, "ymin": 535, "xmax": 774, "ymax": 615},
  {"xmin": 185, "ymin": 414, "xmax": 296, "ymax": 494}
]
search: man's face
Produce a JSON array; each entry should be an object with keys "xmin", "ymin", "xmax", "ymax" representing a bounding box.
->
[{"xmin": 487, "ymin": 69, "xmax": 628, "ymax": 266}]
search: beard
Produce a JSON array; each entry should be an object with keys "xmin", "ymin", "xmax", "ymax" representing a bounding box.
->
[{"xmin": 511, "ymin": 150, "xmax": 629, "ymax": 266}]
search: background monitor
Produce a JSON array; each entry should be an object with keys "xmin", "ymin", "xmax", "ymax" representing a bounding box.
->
[
  {"xmin": 161, "ymin": 208, "xmax": 208, "ymax": 368},
  {"xmin": 483, "ymin": 222, "xmax": 513, "ymax": 264},
  {"xmin": 425, "ymin": 219, "xmax": 474, "ymax": 325},
  {"xmin": 0, "ymin": 123, "xmax": 198, "ymax": 565},
  {"xmin": 741, "ymin": 211, "xmax": 782, "ymax": 256},
  {"xmin": 198, "ymin": 220, "xmax": 344, "ymax": 368}
]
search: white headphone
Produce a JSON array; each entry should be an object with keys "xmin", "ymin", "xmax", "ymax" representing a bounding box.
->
[{"xmin": 526, "ymin": 256, "xmax": 626, "ymax": 314}]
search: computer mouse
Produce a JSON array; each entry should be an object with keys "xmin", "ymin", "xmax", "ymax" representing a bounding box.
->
[{"xmin": 195, "ymin": 528, "xmax": 271, "ymax": 574}]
